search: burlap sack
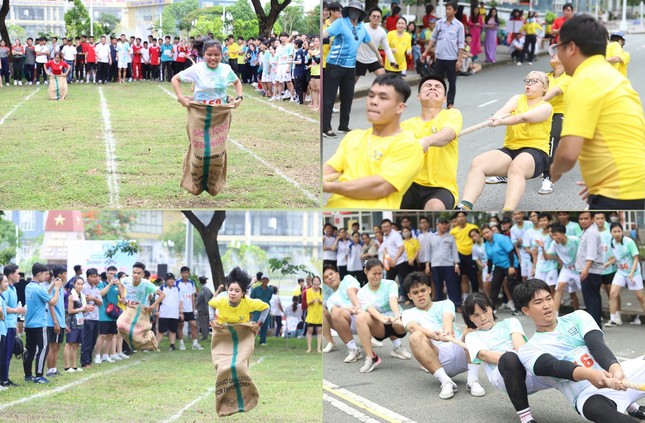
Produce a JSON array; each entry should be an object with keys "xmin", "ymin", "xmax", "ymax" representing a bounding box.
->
[
  {"xmin": 181, "ymin": 101, "xmax": 235, "ymax": 196},
  {"xmin": 211, "ymin": 323, "xmax": 259, "ymax": 417},
  {"xmin": 116, "ymin": 305, "xmax": 159, "ymax": 351},
  {"xmin": 48, "ymin": 74, "xmax": 68, "ymax": 100}
]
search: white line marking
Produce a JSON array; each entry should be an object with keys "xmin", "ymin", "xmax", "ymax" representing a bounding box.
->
[
  {"xmin": 243, "ymin": 94, "xmax": 318, "ymax": 123},
  {"xmin": 323, "ymin": 393, "xmax": 382, "ymax": 423},
  {"xmin": 98, "ymin": 86, "xmax": 121, "ymax": 208},
  {"xmin": 0, "ymin": 88, "xmax": 40, "ymax": 126},
  {"xmin": 324, "ymin": 380, "xmax": 418, "ymax": 423},
  {"xmin": 478, "ymin": 99, "xmax": 498, "ymax": 108},
  {"xmin": 160, "ymin": 386, "xmax": 216, "ymax": 423},
  {"xmin": 0, "ymin": 360, "xmax": 143, "ymax": 411},
  {"xmin": 158, "ymin": 85, "xmax": 318, "ymax": 203}
]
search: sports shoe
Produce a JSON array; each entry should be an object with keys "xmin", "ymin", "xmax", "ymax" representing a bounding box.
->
[
  {"xmin": 44, "ymin": 81, "xmax": 48, "ymax": 85},
  {"xmin": 289, "ymin": 97, "xmax": 298, "ymax": 103},
  {"xmin": 75, "ymin": 367, "xmax": 83, "ymax": 372},
  {"xmin": 102, "ymin": 354, "xmax": 115, "ymax": 363},
  {"xmin": 66, "ymin": 368, "xmax": 76, "ymax": 373},
  {"xmin": 267, "ymin": 96, "xmax": 277, "ymax": 102},
  {"xmin": 46, "ymin": 370, "xmax": 61, "ymax": 377},
  {"xmin": 390, "ymin": 346, "xmax": 412, "ymax": 360},
  {"xmin": 455, "ymin": 203, "xmax": 472, "ymax": 211},
  {"xmin": 36, "ymin": 81, "xmax": 40, "ymax": 85},
  {"xmin": 93, "ymin": 355, "xmax": 102, "ymax": 364},
  {"xmin": 628, "ymin": 405, "xmax": 645, "ymax": 420},
  {"xmin": 110, "ymin": 354, "xmax": 123, "ymax": 361},
  {"xmin": 344, "ymin": 348, "xmax": 363, "ymax": 363},
  {"xmin": 507, "ymin": 300, "xmax": 516, "ymax": 311},
  {"xmin": 169, "ymin": 345, "xmax": 176, "ymax": 351},
  {"xmin": 323, "ymin": 130, "xmax": 337, "ymax": 138},
  {"xmin": 118, "ymin": 352, "xmax": 130, "ymax": 359},
  {"xmin": 28, "ymin": 81, "xmax": 33, "ymax": 85},
  {"xmin": 499, "ymin": 303, "xmax": 510, "ymax": 311},
  {"xmin": 337, "ymin": 127, "xmax": 351, "ymax": 133},
  {"xmin": 604, "ymin": 320, "xmax": 617, "ymax": 327},
  {"xmin": 332, "ymin": 107, "xmax": 340, "ymax": 113},
  {"xmin": 18, "ymin": 81, "xmax": 23, "ymax": 85},
  {"xmin": 538, "ymin": 177, "xmax": 554, "ymax": 194},
  {"xmin": 439, "ymin": 381, "xmax": 458, "ymax": 399},
  {"xmin": 24, "ymin": 375, "xmax": 36, "ymax": 382},
  {"xmin": 467, "ymin": 381, "xmax": 486, "ymax": 397},
  {"xmin": 14, "ymin": 80, "xmax": 17, "ymax": 86},
  {"xmin": 0, "ymin": 385, "xmax": 7, "ymax": 391},
  {"xmin": 359, "ymin": 353, "xmax": 381, "ymax": 373},
  {"xmin": 322, "ymin": 343, "xmax": 337, "ymax": 353},
  {"xmin": 631, "ymin": 315, "xmax": 642, "ymax": 325},
  {"xmin": 1, "ymin": 380, "xmax": 18, "ymax": 387},
  {"xmin": 371, "ymin": 338, "xmax": 383, "ymax": 347},
  {"xmin": 192, "ymin": 343, "xmax": 204, "ymax": 350},
  {"xmin": 486, "ymin": 176, "xmax": 507, "ymax": 184},
  {"xmin": 33, "ymin": 376, "xmax": 50, "ymax": 384},
  {"xmin": 179, "ymin": 342, "xmax": 186, "ymax": 351},
  {"xmin": 516, "ymin": 62, "xmax": 523, "ymax": 66},
  {"xmin": 615, "ymin": 316, "xmax": 623, "ymax": 326},
  {"xmin": 282, "ymin": 92, "xmax": 291, "ymax": 99}
]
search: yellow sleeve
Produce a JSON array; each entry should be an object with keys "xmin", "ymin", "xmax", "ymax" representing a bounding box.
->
[
  {"xmin": 208, "ymin": 296, "xmax": 224, "ymax": 309},
  {"xmin": 443, "ymin": 109, "xmax": 463, "ymax": 133},
  {"xmin": 325, "ymin": 132, "xmax": 352, "ymax": 172},
  {"xmin": 378, "ymin": 132, "xmax": 423, "ymax": 192},
  {"xmin": 247, "ymin": 298, "xmax": 270, "ymax": 313},
  {"xmin": 561, "ymin": 74, "xmax": 603, "ymax": 139}
]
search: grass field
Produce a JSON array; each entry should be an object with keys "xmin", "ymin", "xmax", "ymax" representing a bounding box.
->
[
  {"xmin": 0, "ymin": 335, "xmax": 322, "ymax": 422},
  {"xmin": 0, "ymin": 82, "xmax": 320, "ymax": 209}
]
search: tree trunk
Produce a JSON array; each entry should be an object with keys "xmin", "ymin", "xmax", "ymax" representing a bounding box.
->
[
  {"xmin": 1, "ymin": 0, "xmax": 12, "ymax": 60},
  {"xmin": 365, "ymin": 0, "xmax": 379, "ymax": 15},
  {"xmin": 182, "ymin": 211, "xmax": 226, "ymax": 289},
  {"xmin": 250, "ymin": 0, "xmax": 292, "ymax": 38}
]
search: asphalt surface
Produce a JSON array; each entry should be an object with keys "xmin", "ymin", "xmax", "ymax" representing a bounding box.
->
[
  {"xmin": 322, "ymin": 33, "xmax": 645, "ymax": 211},
  {"xmin": 323, "ymin": 306, "xmax": 645, "ymax": 423}
]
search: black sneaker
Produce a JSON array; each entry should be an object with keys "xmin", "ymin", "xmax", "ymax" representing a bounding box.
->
[
  {"xmin": 169, "ymin": 345, "xmax": 176, "ymax": 351},
  {"xmin": 628, "ymin": 405, "xmax": 645, "ymax": 420},
  {"xmin": 455, "ymin": 203, "xmax": 472, "ymax": 211},
  {"xmin": 337, "ymin": 127, "xmax": 351, "ymax": 133},
  {"xmin": 323, "ymin": 130, "xmax": 337, "ymax": 138}
]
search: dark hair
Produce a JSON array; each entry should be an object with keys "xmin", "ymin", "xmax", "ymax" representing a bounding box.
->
[
  {"xmin": 381, "ymin": 218, "xmax": 393, "ymax": 225},
  {"xmin": 291, "ymin": 296, "xmax": 299, "ymax": 312},
  {"xmin": 609, "ymin": 222, "xmax": 624, "ymax": 247},
  {"xmin": 272, "ymin": 286, "xmax": 279, "ymax": 295},
  {"xmin": 329, "ymin": 2, "xmax": 343, "ymax": 12},
  {"xmin": 538, "ymin": 212, "xmax": 552, "ymax": 221},
  {"xmin": 549, "ymin": 224, "xmax": 566, "ymax": 235},
  {"xmin": 513, "ymin": 278, "xmax": 551, "ymax": 310},
  {"xmin": 559, "ymin": 14, "xmax": 607, "ymax": 57},
  {"xmin": 396, "ymin": 16, "xmax": 408, "ymax": 25},
  {"xmin": 53, "ymin": 265, "xmax": 67, "ymax": 278},
  {"xmin": 323, "ymin": 263, "xmax": 338, "ymax": 274},
  {"xmin": 202, "ymin": 39, "xmax": 223, "ymax": 55},
  {"xmin": 403, "ymin": 271, "xmax": 430, "ymax": 292},
  {"xmin": 468, "ymin": 227, "xmax": 481, "ymax": 237},
  {"xmin": 563, "ymin": 2, "xmax": 573, "ymax": 10},
  {"xmin": 485, "ymin": 7, "xmax": 499, "ymax": 25},
  {"xmin": 371, "ymin": 73, "xmax": 411, "ymax": 102},
  {"xmin": 369, "ymin": 6, "xmax": 382, "ymax": 16},
  {"xmin": 453, "ymin": 211, "xmax": 467, "ymax": 219},
  {"xmin": 133, "ymin": 262, "xmax": 146, "ymax": 271},
  {"xmin": 117, "ymin": 271, "xmax": 127, "ymax": 279},
  {"xmin": 166, "ymin": 273, "xmax": 176, "ymax": 281},
  {"xmin": 107, "ymin": 265, "xmax": 117, "ymax": 272},
  {"xmin": 3, "ymin": 264, "xmax": 19, "ymax": 277},
  {"xmin": 144, "ymin": 270, "xmax": 151, "ymax": 278},
  {"xmin": 73, "ymin": 264, "xmax": 82, "ymax": 272},
  {"xmin": 446, "ymin": 1, "xmax": 458, "ymax": 11},
  {"xmin": 364, "ymin": 258, "xmax": 384, "ymax": 271},
  {"xmin": 32, "ymin": 262, "xmax": 49, "ymax": 277},
  {"xmin": 180, "ymin": 266, "xmax": 190, "ymax": 273},
  {"xmin": 86, "ymin": 268, "xmax": 99, "ymax": 277},
  {"xmin": 462, "ymin": 292, "xmax": 497, "ymax": 329},
  {"xmin": 73, "ymin": 275, "xmax": 85, "ymax": 285},
  {"xmin": 425, "ymin": 4, "xmax": 434, "ymax": 14},
  {"xmin": 225, "ymin": 266, "xmax": 252, "ymax": 295},
  {"xmin": 591, "ymin": 211, "xmax": 606, "ymax": 218}
]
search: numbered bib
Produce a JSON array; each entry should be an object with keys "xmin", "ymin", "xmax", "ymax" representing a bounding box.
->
[
  {"xmin": 562, "ymin": 346, "xmax": 601, "ymax": 371},
  {"xmin": 76, "ymin": 313, "xmax": 85, "ymax": 325}
]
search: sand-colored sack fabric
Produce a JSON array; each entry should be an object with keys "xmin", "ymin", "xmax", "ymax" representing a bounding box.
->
[
  {"xmin": 116, "ymin": 305, "xmax": 158, "ymax": 351},
  {"xmin": 48, "ymin": 74, "xmax": 68, "ymax": 100},
  {"xmin": 211, "ymin": 323, "xmax": 259, "ymax": 417},
  {"xmin": 181, "ymin": 101, "xmax": 235, "ymax": 196}
]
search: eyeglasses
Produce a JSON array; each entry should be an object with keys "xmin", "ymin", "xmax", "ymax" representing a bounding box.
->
[
  {"xmin": 549, "ymin": 40, "xmax": 570, "ymax": 56},
  {"xmin": 523, "ymin": 78, "xmax": 542, "ymax": 86},
  {"xmin": 351, "ymin": 26, "xmax": 358, "ymax": 41}
]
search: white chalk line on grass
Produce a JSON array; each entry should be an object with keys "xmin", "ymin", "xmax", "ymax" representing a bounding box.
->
[
  {"xmin": 0, "ymin": 360, "xmax": 143, "ymax": 412},
  {"xmin": 478, "ymin": 99, "xmax": 498, "ymax": 108},
  {"xmin": 243, "ymin": 93, "xmax": 318, "ymax": 124},
  {"xmin": 323, "ymin": 393, "xmax": 382, "ymax": 423},
  {"xmin": 98, "ymin": 87, "xmax": 121, "ymax": 208},
  {"xmin": 0, "ymin": 87, "xmax": 40, "ymax": 126},
  {"xmin": 158, "ymin": 85, "xmax": 318, "ymax": 203},
  {"xmin": 160, "ymin": 354, "xmax": 268, "ymax": 423}
]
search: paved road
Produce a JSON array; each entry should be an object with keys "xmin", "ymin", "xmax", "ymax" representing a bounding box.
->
[
  {"xmin": 322, "ymin": 34, "xmax": 645, "ymax": 210},
  {"xmin": 323, "ymin": 307, "xmax": 645, "ymax": 423}
]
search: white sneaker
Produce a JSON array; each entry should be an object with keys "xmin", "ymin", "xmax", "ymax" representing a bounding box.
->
[
  {"xmin": 467, "ymin": 381, "xmax": 486, "ymax": 397},
  {"xmin": 93, "ymin": 355, "xmax": 102, "ymax": 364},
  {"xmin": 76, "ymin": 367, "xmax": 83, "ymax": 372},
  {"xmin": 359, "ymin": 354, "xmax": 381, "ymax": 373},
  {"xmin": 516, "ymin": 62, "xmax": 523, "ymax": 66},
  {"xmin": 179, "ymin": 342, "xmax": 186, "ymax": 351},
  {"xmin": 390, "ymin": 346, "xmax": 412, "ymax": 360},
  {"xmin": 322, "ymin": 343, "xmax": 337, "ymax": 353},
  {"xmin": 615, "ymin": 316, "xmax": 623, "ymax": 326},
  {"xmin": 507, "ymin": 300, "xmax": 516, "ymax": 311},
  {"xmin": 28, "ymin": 81, "xmax": 33, "ymax": 85},
  {"xmin": 631, "ymin": 315, "xmax": 641, "ymax": 325},
  {"xmin": 371, "ymin": 338, "xmax": 383, "ymax": 347},
  {"xmin": 486, "ymin": 176, "xmax": 507, "ymax": 184},
  {"xmin": 282, "ymin": 92, "xmax": 291, "ymax": 99},
  {"xmin": 18, "ymin": 81, "xmax": 23, "ymax": 85},
  {"xmin": 192, "ymin": 343, "xmax": 204, "ymax": 350},
  {"xmin": 332, "ymin": 107, "xmax": 340, "ymax": 113},
  {"xmin": 36, "ymin": 81, "xmax": 40, "ymax": 85},
  {"xmin": 118, "ymin": 352, "xmax": 130, "ymax": 359},
  {"xmin": 267, "ymin": 96, "xmax": 276, "ymax": 102},
  {"xmin": 44, "ymin": 81, "xmax": 48, "ymax": 85},
  {"xmin": 499, "ymin": 303, "xmax": 509, "ymax": 311},
  {"xmin": 14, "ymin": 80, "xmax": 17, "ymax": 86},
  {"xmin": 110, "ymin": 354, "xmax": 123, "ymax": 361},
  {"xmin": 344, "ymin": 348, "xmax": 363, "ymax": 363},
  {"xmin": 66, "ymin": 368, "xmax": 76, "ymax": 373},
  {"xmin": 439, "ymin": 381, "xmax": 458, "ymax": 399},
  {"xmin": 102, "ymin": 354, "xmax": 115, "ymax": 363},
  {"xmin": 538, "ymin": 177, "xmax": 554, "ymax": 194}
]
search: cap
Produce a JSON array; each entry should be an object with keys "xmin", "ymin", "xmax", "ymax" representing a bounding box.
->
[
  {"xmin": 198, "ymin": 276, "xmax": 209, "ymax": 283},
  {"xmin": 501, "ymin": 217, "xmax": 511, "ymax": 224},
  {"xmin": 438, "ymin": 217, "xmax": 450, "ymax": 223},
  {"xmin": 343, "ymin": 1, "xmax": 367, "ymax": 21},
  {"xmin": 610, "ymin": 31, "xmax": 625, "ymax": 41}
]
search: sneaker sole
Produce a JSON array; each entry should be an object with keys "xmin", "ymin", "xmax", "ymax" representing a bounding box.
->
[
  {"xmin": 467, "ymin": 386, "xmax": 486, "ymax": 397},
  {"xmin": 390, "ymin": 353, "xmax": 412, "ymax": 360},
  {"xmin": 360, "ymin": 358, "xmax": 381, "ymax": 373}
]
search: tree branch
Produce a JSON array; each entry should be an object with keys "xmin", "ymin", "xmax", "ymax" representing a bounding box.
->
[{"xmin": 182, "ymin": 211, "xmax": 205, "ymax": 233}]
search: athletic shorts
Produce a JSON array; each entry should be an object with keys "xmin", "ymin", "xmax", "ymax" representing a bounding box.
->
[
  {"xmin": 99, "ymin": 320, "xmax": 118, "ymax": 335},
  {"xmin": 400, "ymin": 182, "xmax": 455, "ymax": 210},
  {"xmin": 558, "ymin": 267, "xmax": 581, "ymax": 293},
  {"xmin": 66, "ymin": 328, "xmax": 82, "ymax": 344},
  {"xmin": 612, "ymin": 273, "xmax": 644, "ymax": 290},
  {"xmin": 331, "ymin": 308, "xmax": 357, "ymax": 334},
  {"xmin": 519, "ymin": 254, "xmax": 533, "ymax": 278},
  {"xmin": 535, "ymin": 268, "xmax": 559, "ymax": 286},
  {"xmin": 158, "ymin": 318, "xmax": 179, "ymax": 333},
  {"xmin": 85, "ymin": 62, "xmax": 96, "ymax": 72},
  {"xmin": 373, "ymin": 323, "xmax": 407, "ymax": 342},
  {"xmin": 182, "ymin": 311, "xmax": 196, "ymax": 322},
  {"xmin": 274, "ymin": 65, "xmax": 291, "ymax": 82},
  {"xmin": 261, "ymin": 71, "xmax": 271, "ymax": 82},
  {"xmin": 307, "ymin": 323, "xmax": 322, "ymax": 328},
  {"xmin": 577, "ymin": 355, "xmax": 645, "ymax": 420},
  {"xmin": 601, "ymin": 272, "xmax": 616, "ymax": 285},
  {"xmin": 498, "ymin": 147, "xmax": 549, "ymax": 179},
  {"xmin": 47, "ymin": 326, "xmax": 65, "ymax": 344},
  {"xmin": 489, "ymin": 354, "xmax": 552, "ymax": 394},
  {"xmin": 356, "ymin": 60, "xmax": 383, "ymax": 76},
  {"xmin": 433, "ymin": 340, "xmax": 468, "ymax": 377},
  {"xmin": 118, "ymin": 59, "xmax": 128, "ymax": 69}
]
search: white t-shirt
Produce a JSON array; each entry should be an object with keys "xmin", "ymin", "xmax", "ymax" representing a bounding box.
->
[
  {"xmin": 275, "ymin": 43, "xmax": 294, "ymax": 66},
  {"xmin": 158, "ymin": 286, "xmax": 180, "ymax": 319},
  {"xmin": 176, "ymin": 280, "xmax": 196, "ymax": 313},
  {"xmin": 323, "ymin": 235, "xmax": 337, "ymax": 261},
  {"xmin": 383, "ymin": 230, "xmax": 406, "ymax": 265},
  {"xmin": 336, "ymin": 239, "xmax": 351, "ymax": 266},
  {"xmin": 35, "ymin": 45, "xmax": 49, "ymax": 63},
  {"xmin": 177, "ymin": 62, "xmax": 238, "ymax": 103},
  {"xmin": 546, "ymin": 236, "xmax": 580, "ymax": 270},
  {"xmin": 95, "ymin": 43, "xmax": 110, "ymax": 63},
  {"xmin": 357, "ymin": 279, "xmax": 400, "ymax": 316},
  {"xmin": 356, "ymin": 24, "xmax": 395, "ymax": 64},
  {"xmin": 417, "ymin": 230, "xmax": 433, "ymax": 263},
  {"xmin": 511, "ymin": 221, "xmax": 533, "ymax": 258},
  {"xmin": 62, "ymin": 45, "xmax": 76, "ymax": 61},
  {"xmin": 347, "ymin": 242, "xmax": 363, "ymax": 272},
  {"xmin": 270, "ymin": 294, "xmax": 283, "ymax": 316},
  {"xmin": 140, "ymin": 47, "xmax": 150, "ymax": 63},
  {"xmin": 326, "ymin": 274, "xmax": 361, "ymax": 311},
  {"xmin": 402, "ymin": 300, "xmax": 460, "ymax": 337}
]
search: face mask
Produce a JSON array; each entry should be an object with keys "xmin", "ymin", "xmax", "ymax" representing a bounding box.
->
[
  {"xmin": 348, "ymin": 9, "xmax": 361, "ymax": 20},
  {"xmin": 610, "ymin": 216, "xmax": 619, "ymax": 222}
]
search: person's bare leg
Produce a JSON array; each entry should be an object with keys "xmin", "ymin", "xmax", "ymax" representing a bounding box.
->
[
  {"xmin": 306, "ymin": 326, "xmax": 313, "ymax": 353},
  {"xmin": 331, "ymin": 309, "xmax": 355, "ymax": 344},
  {"xmin": 409, "ymin": 331, "xmax": 442, "ymax": 372},
  {"xmin": 424, "ymin": 198, "xmax": 447, "ymax": 210},
  {"xmin": 323, "ymin": 309, "xmax": 335, "ymax": 345},
  {"xmin": 503, "ymin": 154, "xmax": 534, "ymax": 210},
  {"xmin": 570, "ymin": 292, "xmax": 579, "ymax": 310},
  {"xmin": 461, "ymin": 151, "xmax": 513, "ymax": 205},
  {"xmin": 355, "ymin": 313, "xmax": 385, "ymax": 358},
  {"xmin": 553, "ymin": 282, "xmax": 567, "ymax": 314}
]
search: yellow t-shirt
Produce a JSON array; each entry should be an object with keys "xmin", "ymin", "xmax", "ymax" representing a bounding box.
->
[
  {"xmin": 606, "ymin": 41, "xmax": 630, "ymax": 77},
  {"xmin": 310, "ymin": 49, "xmax": 320, "ymax": 76},
  {"xmin": 503, "ymin": 94, "xmax": 552, "ymax": 154},
  {"xmin": 227, "ymin": 42, "xmax": 239, "ymax": 60},
  {"xmin": 208, "ymin": 296, "xmax": 269, "ymax": 324},
  {"xmin": 401, "ymin": 109, "xmax": 462, "ymax": 203},
  {"xmin": 403, "ymin": 238, "xmax": 420, "ymax": 261},
  {"xmin": 561, "ymin": 54, "xmax": 645, "ymax": 200},
  {"xmin": 322, "ymin": 19, "xmax": 331, "ymax": 68},
  {"xmin": 325, "ymin": 128, "xmax": 424, "ymax": 209},
  {"xmin": 385, "ymin": 31, "xmax": 411, "ymax": 72},
  {"xmin": 547, "ymin": 71, "xmax": 572, "ymax": 114},
  {"xmin": 520, "ymin": 22, "xmax": 541, "ymax": 35},
  {"xmin": 305, "ymin": 289, "xmax": 323, "ymax": 324},
  {"xmin": 450, "ymin": 223, "xmax": 479, "ymax": 255}
]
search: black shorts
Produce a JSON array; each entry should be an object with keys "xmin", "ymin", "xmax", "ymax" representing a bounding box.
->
[
  {"xmin": 401, "ymin": 182, "xmax": 455, "ymax": 210},
  {"xmin": 374, "ymin": 323, "xmax": 407, "ymax": 342},
  {"xmin": 99, "ymin": 321, "xmax": 118, "ymax": 335},
  {"xmin": 601, "ymin": 272, "xmax": 616, "ymax": 285},
  {"xmin": 310, "ymin": 75, "xmax": 320, "ymax": 79},
  {"xmin": 498, "ymin": 147, "xmax": 548, "ymax": 179},
  {"xmin": 307, "ymin": 323, "xmax": 322, "ymax": 328},
  {"xmin": 47, "ymin": 326, "xmax": 65, "ymax": 344},
  {"xmin": 158, "ymin": 318, "xmax": 180, "ymax": 333},
  {"xmin": 85, "ymin": 62, "xmax": 96, "ymax": 72},
  {"xmin": 356, "ymin": 60, "xmax": 383, "ymax": 76},
  {"xmin": 587, "ymin": 195, "xmax": 645, "ymax": 211},
  {"xmin": 182, "ymin": 311, "xmax": 196, "ymax": 322}
]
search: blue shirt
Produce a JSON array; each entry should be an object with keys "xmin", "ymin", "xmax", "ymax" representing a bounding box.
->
[
  {"xmin": 250, "ymin": 285, "xmax": 273, "ymax": 305},
  {"xmin": 46, "ymin": 286, "xmax": 66, "ymax": 328},
  {"xmin": 327, "ymin": 17, "xmax": 371, "ymax": 68},
  {"xmin": 98, "ymin": 281, "xmax": 120, "ymax": 322},
  {"xmin": 0, "ymin": 295, "xmax": 6, "ymax": 336},
  {"xmin": 1, "ymin": 285, "xmax": 18, "ymax": 329},
  {"xmin": 431, "ymin": 17, "xmax": 465, "ymax": 60},
  {"xmin": 25, "ymin": 282, "xmax": 52, "ymax": 329},
  {"xmin": 484, "ymin": 234, "xmax": 518, "ymax": 269},
  {"xmin": 293, "ymin": 48, "xmax": 307, "ymax": 78},
  {"xmin": 160, "ymin": 43, "xmax": 173, "ymax": 62}
]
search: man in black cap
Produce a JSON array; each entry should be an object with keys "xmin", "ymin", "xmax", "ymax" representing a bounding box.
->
[{"xmin": 322, "ymin": 0, "xmax": 384, "ymax": 138}]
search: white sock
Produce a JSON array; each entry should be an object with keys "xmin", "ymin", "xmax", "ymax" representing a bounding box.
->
[
  {"xmin": 467, "ymin": 364, "xmax": 480, "ymax": 384},
  {"xmin": 346, "ymin": 340, "xmax": 357, "ymax": 350},
  {"xmin": 517, "ymin": 407, "xmax": 534, "ymax": 423},
  {"xmin": 610, "ymin": 313, "xmax": 617, "ymax": 322},
  {"xmin": 391, "ymin": 338, "xmax": 402, "ymax": 348},
  {"xmin": 616, "ymin": 311, "xmax": 622, "ymax": 319},
  {"xmin": 193, "ymin": 339, "xmax": 199, "ymax": 345},
  {"xmin": 179, "ymin": 340, "xmax": 185, "ymax": 345},
  {"xmin": 433, "ymin": 368, "xmax": 452, "ymax": 385},
  {"xmin": 627, "ymin": 403, "xmax": 639, "ymax": 413},
  {"xmin": 95, "ymin": 354, "xmax": 100, "ymax": 360}
]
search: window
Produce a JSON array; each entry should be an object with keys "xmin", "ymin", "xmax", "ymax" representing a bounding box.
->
[
  {"xmin": 19, "ymin": 211, "xmax": 35, "ymax": 232},
  {"xmin": 130, "ymin": 211, "xmax": 163, "ymax": 234},
  {"xmin": 221, "ymin": 212, "xmax": 246, "ymax": 235}
]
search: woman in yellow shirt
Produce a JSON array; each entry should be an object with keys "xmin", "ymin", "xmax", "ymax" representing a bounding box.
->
[
  {"xmin": 402, "ymin": 227, "xmax": 420, "ymax": 270},
  {"xmin": 457, "ymin": 71, "xmax": 553, "ymax": 211},
  {"xmin": 385, "ymin": 17, "xmax": 412, "ymax": 76},
  {"xmin": 305, "ymin": 276, "xmax": 323, "ymax": 353}
]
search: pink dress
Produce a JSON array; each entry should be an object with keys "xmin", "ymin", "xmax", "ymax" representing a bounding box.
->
[{"xmin": 468, "ymin": 15, "xmax": 484, "ymax": 57}]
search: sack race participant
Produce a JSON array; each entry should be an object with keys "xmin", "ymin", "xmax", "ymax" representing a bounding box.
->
[
  {"xmin": 45, "ymin": 52, "xmax": 70, "ymax": 101},
  {"xmin": 171, "ymin": 38, "xmax": 243, "ymax": 196},
  {"xmin": 208, "ymin": 267, "xmax": 269, "ymax": 416},
  {"xmin": 116, "ymin": 262, "xmax": 165, "ymax": 351}
]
